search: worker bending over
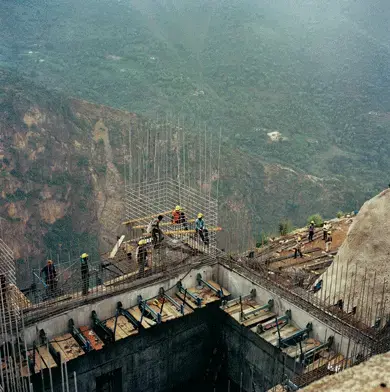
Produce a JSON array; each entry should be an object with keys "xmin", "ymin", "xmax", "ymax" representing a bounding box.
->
[
  {"xmin": 308, "ymin": 221, "xmax": 315, "ymax": 242},
  {"xmin": 195, "ymin": 213, "xmax": 209, "ymax": 245},
  {"xmin": 80, "ymin": 253, "xmax": 90, "ymax": 295},
  {"xmin": 171, "ymin": 206, "xmax": 188, "ymax": 230},
  {"xmin": 147, "ymin": 215, "xmax": 164, "ymax": 246},
  {"xmin": 294, "ymin": 237, "xmax": 303, "ymax": 259},
  {"xmin": 41, "ymin": 260, "xmax": 57, "ymax": 296},
  {"xmin": 136, "ymin": 239, "xmax": 148, "ymax": 278}
]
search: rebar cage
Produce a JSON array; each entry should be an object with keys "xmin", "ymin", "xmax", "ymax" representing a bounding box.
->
[{"xmin": 125, "ymin": 178, "xmax": 218, "ymax": 258}]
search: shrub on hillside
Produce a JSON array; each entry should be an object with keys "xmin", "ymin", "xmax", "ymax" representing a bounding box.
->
[
  {"xmin": 336, "ymin": 211, "xmax": 344, "ymax": 218},
  {"xmin": 256, "ymin": 232, "xmax": 269, "ymax": 247},
  {"xmin": 307, "ymin": 214, "xmax": 323, "ymax": 227},
  {"xmin": 279, "ymin": 219, "xmax": 293, "ymax": 236}
]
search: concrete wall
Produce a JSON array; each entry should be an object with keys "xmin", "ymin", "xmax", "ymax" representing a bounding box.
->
[
  {"xmin": 217, "ymin": 264, "xmax": 362, "ymax": 359},
  {"xmin": 32, "ymin": 307, "xmax": 218, "ymax": 392},
  {"xmin": 221, "ymin": 313, "xmax": 300, "ymax": 391},
  {"xmin": 24, "ymin": 265, "xmax": 215, "ymax": 345}
]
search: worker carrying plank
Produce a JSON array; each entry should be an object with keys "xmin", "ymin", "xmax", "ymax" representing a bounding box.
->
[
  {"xmin": 171, "ymin": 205, "xmax": 189, "ymax": 230},
  {"xmin": 294, "ymin": 236, "xmax": 303, "ymax": 259},
  {"xmin": 195, "ymin": 213, "xmax": 209, "ymax": 245},
  {"xmin": 308, "ymin": 221, "xmax": 315, "ymax": 242},
  {"xmin": 147, "ymin": 215, "xmax": 164, "ymax": 247},
  {"xmin": 40, "ymin": 260, "xmax": 57, "ymax": 297},
  {"xmin": 136, "ymin": 239, "xmax": 148, "ymax": 278},
  {"xmin": 80, "ymin": 253, "xmax": 90, "ymax": 295}
]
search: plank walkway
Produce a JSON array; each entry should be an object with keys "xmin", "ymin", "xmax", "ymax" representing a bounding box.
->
[
  {"xmin": 79, "ymin": 326, "xmax": 104, "ymax": 350},
  {"xmin": 50, "ymin": 334, "xmax": 84, "ymax": 362}
]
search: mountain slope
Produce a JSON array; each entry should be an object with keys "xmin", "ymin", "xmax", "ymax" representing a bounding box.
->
[{"xmin": 0, "ymin": 70, "xmax": 364, "ymax": 279}]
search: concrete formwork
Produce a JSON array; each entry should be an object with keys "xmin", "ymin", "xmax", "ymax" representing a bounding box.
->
[{"xmin": 24, "ymin": 261, "xmax": 366, "ymax": 392}]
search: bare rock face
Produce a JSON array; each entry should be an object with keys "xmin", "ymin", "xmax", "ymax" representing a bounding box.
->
[{"xmin": 318, "ymin": 189, "xmax": 390, "ymax": 324}]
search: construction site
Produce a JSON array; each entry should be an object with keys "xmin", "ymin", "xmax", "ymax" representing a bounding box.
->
[{"xmin": 1, "ymin": 123, "xmax": 390, "ymax": 392}]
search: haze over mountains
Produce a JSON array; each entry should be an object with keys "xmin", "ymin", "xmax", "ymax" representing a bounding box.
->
[{"xmin": 1, "ymin": 0, "xmax": 390, "ymax": 264}]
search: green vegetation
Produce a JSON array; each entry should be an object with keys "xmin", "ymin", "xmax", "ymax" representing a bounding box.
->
[
  {"xmin": 307, "ymin": 214, "xmax": 324, "ymax": 227},
  {"xmin": 1, "ymin": 0, "xmax": 390, "ymax": 256},
  {"xmin": 336, "ymin": 211, "xmax": 344, "ymax": 219},
  {"xmin": 279, "ymin": 220, "xmax": 293, "ymax": 236},
  {"xmin": 256, "ymin": 232, "xmax": 269, "ymax": 248}
]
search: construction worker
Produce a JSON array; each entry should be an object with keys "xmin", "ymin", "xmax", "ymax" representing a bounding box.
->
[
  {"xmin": 171, "ymin": 206, "xmax": 188, "ymax": 230},
  {"xmin": 308, "ymin": 221, "xmax": 315, "ymax": 242},
  {"xmin": 323, "ymin": 221, "xmax": 330, "ymax": 241},
  {"xmin": 325, "ymin": 231, "xmax": 333, "ymax": 252},
  {"xmin": 80, "ymin": 253, "xmax": 89, "ymax": 295},
  {"xmin": 40, "ymin": 260, "xmax": 57, "ymax": 296},
  {"xmin": 147, "ymin": 215, "xmax": 164, "ymax": 246},
  {"xmin": 294, "ymin": 237, "xmax": 303, "ymax": 259},
  {"xmin": 195, "ymin": 213, "xmax": 208, "ymax": 244},
  {"xmin": 136, "ymin": 239, "xmax": 148, "ymax": 278}
]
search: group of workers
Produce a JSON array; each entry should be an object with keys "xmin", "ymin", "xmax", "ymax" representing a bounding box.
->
[
  {"xmin": 146, "ymin": 206, "xmax": 208, "ymax": 247},
  {"xmin": 293, "ymin": 220, "xmax": 333, "ymax": 258},
  {"xmin": 136, "ymin": 206, "xmax": 208, "ymax": 278},
  {"xmin": 40, "ymin": 253, "xmax": 90, "ymax": 297},
  {"xmin": 40, "ymin": 206, "xmax": 208, "ymax": 295}
]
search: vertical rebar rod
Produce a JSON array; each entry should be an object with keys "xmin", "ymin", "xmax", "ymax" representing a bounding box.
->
[{"xmin": 73, "ymin": 372, "xmax": 78, "ymax": 392}]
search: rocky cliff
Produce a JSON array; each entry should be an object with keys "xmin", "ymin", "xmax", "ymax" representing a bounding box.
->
[{"xmin": 0, "ymin": 70, "xmax": 358, "ymax": 284}]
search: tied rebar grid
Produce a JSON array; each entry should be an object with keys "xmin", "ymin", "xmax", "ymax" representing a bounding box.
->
[
  {"xmin": 0, "ymin": 239, "xmax": 29, "ymax": 392},
  {"xmin": 125, "ymin": 178, "xmax": 219, "ymax": 257},
  {"xmin": 0, "ymin": 239, "xmax": 19, "ymax": 332}
]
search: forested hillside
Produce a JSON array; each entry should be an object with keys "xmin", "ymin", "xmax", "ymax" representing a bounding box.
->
[{"xmin": 1, "ymin": 0, "xmax": 390, "ymax": 267}]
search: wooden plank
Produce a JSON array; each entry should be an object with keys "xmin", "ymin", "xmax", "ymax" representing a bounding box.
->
[
  {"xmin": 105, "ymin": 318, "xmax": 128, "ymax": 340},
  {"xmin": 128, "ymin": 307, "xmax": 156, "ymax": 329},
  {"xmin": 282, "ymin": 338, "xmax": 321, "ymax": 357},
  {"xmin": 122, "ymin": 210, "xmax": 172, "ymax": 225},
  {"xmin": 260, "ymin": 325, "xmax": 296, "ymax": 343},
  {"xmin": 206, "ymin": 280, "xmax": 230, "ymax": 297},
  {"xmin": 109, "ymin": 235, "xmax": 125, "ymax": 259},
  {"xmin": 133, "ymin": 219, "xmax": 196, "ymax": 229},
  {"xmin": 79, "ymin": 326, "xmax": 104, "ymax": 351},
  {"xmin": 36, "ymin": 345, "xmax": 57, "ymax": 369},
  {"xmin": 50, "ymin": 341, "xmax": 68, "ymax": 362},
  {"xmin": 28, "ymin": 349, "xmax": 46, "ymax": 373},
  {"xmin": 164, "ymin": 227, "xmax": 222, "ymax": 235},
  {"xmin": 241, "ymin": 311, "xmax": 275, "ymax": 327},
  {"xmin": 264, "ymin": 326, "xmax": 299, "ymax": 346},
  {"xmin": 224, "ymin": 299, "xmax": 258, "ymax": 315},
  {"xmin": 51, "ymin": 334, "xmax": 84, "ymax": 361},
  {"xmin": 147, "ymin": 299, "xmax": 177, "ymax": 321},
  {"xmin": 20, "ymin": 360, "xmax": 30, "ymax": 378},
  {"xmin": 116, "ymin": 315, "xmax": 138, "ymax": 337},
  {"xmin": 176, "ymin": 291, "xmax": 206, "ymax": 309}
]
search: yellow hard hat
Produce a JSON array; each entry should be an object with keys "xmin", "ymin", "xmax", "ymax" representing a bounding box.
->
[
  {"xmin": 297, "ymin": 236, "xmax": 301, "ymax": 241},
  {"xmin": 198, "ymin": 213, "xmax": 203, "ymax": 218},
  {"xmin": 175, "ymin": 205, "xmax": 181, "ymax": 211},
  {"xmin": 327, "ymin": 231, "xmax": 332, "ymax": 235},
  {"xmin": 47, "ymin": 260, "xmax": 53, "ymax": 264},
  {"xmin": 311, "ymin": 221, "xmax": 315, "ymax": 224},
  {"xmin": 138, "ymin": 239, "xmax": 147, "ymax": 245},
  {"xmin": 81, "ymin": 253, "xmax": 88, "ymax": 259}
]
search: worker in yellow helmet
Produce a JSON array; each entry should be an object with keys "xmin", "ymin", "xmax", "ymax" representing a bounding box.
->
[
  {"xmin": 80, "ymin": 253, "xmax": 89, "ymax": 295},
  {"xmin": 136, "ymin": 239, "xmax": 148, "ymax": 278},
  {"xmin": 171, "ymin": 205, "xmax": 188, "ymax": 230},
  {"xmin": 195, "ymin": 213, "xmax": 209, "ymax": 244}
]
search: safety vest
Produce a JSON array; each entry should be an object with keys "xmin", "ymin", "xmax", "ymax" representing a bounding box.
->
[{"xmin": 172, "ymin": 210, "xmax": 181, "ymax": 223}]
